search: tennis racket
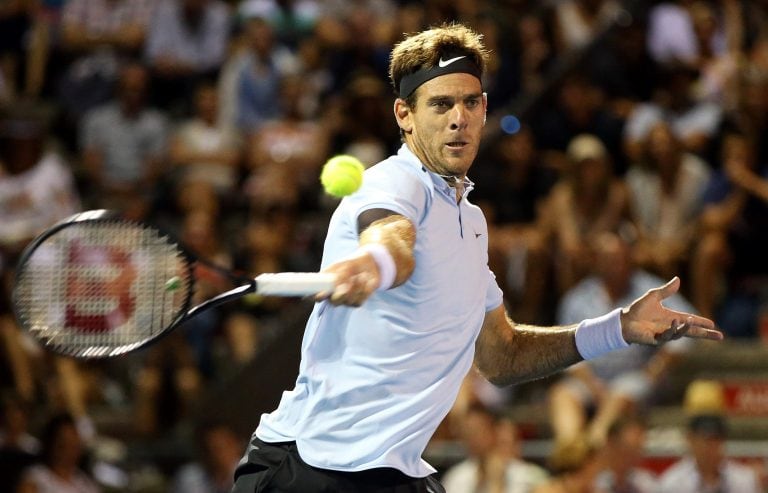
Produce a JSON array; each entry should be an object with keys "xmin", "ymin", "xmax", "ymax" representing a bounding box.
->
[{"xmin": 12, "ymin": 210, "xmax": 336, "ymax": 358}]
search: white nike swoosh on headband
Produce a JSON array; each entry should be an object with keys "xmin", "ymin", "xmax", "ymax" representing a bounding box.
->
[{"xmin": 438, "ymin": 55, "xmax": 466, "ymax": 67}]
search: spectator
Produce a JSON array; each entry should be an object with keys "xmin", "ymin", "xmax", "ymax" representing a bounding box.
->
[
  {"xmin": 133, "ymin": 330, "xmax": 202, "ymax": 436},
  {"xmin": 144, "ymin": 0, "xmax": 231, "ymax": 115},
  {"xmin": 17, "ymin": 413, "xmax": 101, "ymax": 493},
  {"xmin": 531, "ymin": 73, "xmax": 625, "ymax": 170},
  {"xmin": 169, "ymin": 81, "xmax": 243, "ymax": 217},
  {"xmin": 550, "ymin": 0, "xmax": 621, "ymax": 53},
  {"xmin": 226, "ymin": 13, "xmax": 297, "ymax": 133},
  {"xmin": 0, "ymin": 0, "xmax": 36, "ymax": 99},
  {"xmin": 586, "ymin": 10, "xmax": 660, "ymax": 121},
  {"xmin": 626, "ymin": 120, "xmax": 710, "ymax": 280},
  {"xmin": 646, "ymin": 0, "xmax": 700, "ymax": 67},
  {"xmin": 79, "ymin": 61, "xmax": 168, "ymax": 220},
  {"xmin": 594, "ymin": 416, "xmax": 658, "ymax": 493},
  {"xmin": 441, "ymin": 404, "xmax": 549, "ymax": 493},
  {"xmin": 0, "ymin": 114, "xmax": 80, "ymax": 404},
  {"xmin": 533, "ymin": 435, "xmax": 601, "ymax": 493},
  {"xmin": 237, "ymin": 0, "xmax": 319, "ymax": 50},
  {"xmin": 623, "ymin": 62, "xmax": 723, "ymax": 161},
  {"xmin": 539, "ymin": 134, "xmax": 629, "ymax": 294},
  {"xmin": 57, "ymin": 0, "xmax": 157, "ymax": 146},
  {"xmin": 0, "ymin": 115, "xmax": 80, "ymax": 259},
  {"xmin": 548, "ymin": 231, "xmax": 695, "ymax": 446},
  {"xmin": 245, "ymin": 72, "xmax": 329, "ymax": 212},
  {"xmin": 327, "ymin": 71, "xmax": 398, "ymax": 168},
  {"xmin": 692, "ymin": 128, "xmax": 768, "ymax": 337},
  {"xmin": 689, "ymin": 0, "xmax": 742, "ymax": 107},
  {"xmin": 181, "ymin": 209, "xmax": 235, "ymax": 373},
  {"xmin": 472, "ymin": 126, "xmax": 557, "ymax": 323},
  {"xmin": 170, "ymin": 421, "xmax": 243, "ymax": 493},
  {"xmin": 0, "ymin": 392, "xmax": 39, "ymax": 493},
  {"xmin": 658, "ymin": 380, "xmax": 761, "ymax": 493}
]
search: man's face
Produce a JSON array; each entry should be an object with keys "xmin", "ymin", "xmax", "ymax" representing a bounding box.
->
[
  {"xmin": 396, "ymin": 73, "xmax": 486, "ymax": 178},
  {"xmin": 689, "ymin": 433, "xmax": 725, "ymax": 474}
]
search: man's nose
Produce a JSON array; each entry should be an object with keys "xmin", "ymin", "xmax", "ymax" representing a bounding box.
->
[{"xmin": 449, "ymin": 105, "xmax": 468, "ymax": 130}]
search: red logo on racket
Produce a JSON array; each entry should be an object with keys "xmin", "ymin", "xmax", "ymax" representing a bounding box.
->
[{"xmin": 65, "ymin": 242, "xmax": 136, "ymax": 333}]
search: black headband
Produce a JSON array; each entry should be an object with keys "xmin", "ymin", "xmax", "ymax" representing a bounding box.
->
[{"xmin": 398, "ymin": 53, "xmax": 482, "ymax": 98}]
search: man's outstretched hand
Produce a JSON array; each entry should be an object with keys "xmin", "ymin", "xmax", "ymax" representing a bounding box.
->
[{"xmin": 621, "ymin": 277, "xmax": 723, "ymax": 345}]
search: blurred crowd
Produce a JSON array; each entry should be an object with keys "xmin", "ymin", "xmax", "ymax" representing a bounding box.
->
[{"xmin": 1, "ymin": 0, "xmax": 768, "ymax": 491}]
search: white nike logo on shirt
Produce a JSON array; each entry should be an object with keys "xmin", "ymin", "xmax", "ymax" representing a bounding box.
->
[{"xmin": 438, "ymin": 56, "xmax": 466, "ymax": 67}]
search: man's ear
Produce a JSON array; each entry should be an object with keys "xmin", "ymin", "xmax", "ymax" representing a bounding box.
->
[
  {"xmin": 482, "ymin": 92, "xmax": 488, "ymax": 126},
  {"xmin": 394, "ymin": 98, "xmax": 413, "ymax": 134}
]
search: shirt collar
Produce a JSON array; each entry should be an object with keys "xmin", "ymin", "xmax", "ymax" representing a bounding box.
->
[{"xmin": 397, "ymin": 143, "xmax": 475, "ymax": 200}]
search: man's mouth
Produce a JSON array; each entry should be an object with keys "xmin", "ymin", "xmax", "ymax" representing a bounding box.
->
[{"xmin": 446, "ymin": 141, "xmax": 468, "ymax": 149}]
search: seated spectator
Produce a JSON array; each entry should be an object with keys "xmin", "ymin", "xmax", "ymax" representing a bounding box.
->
[
  {"xmin": 692, "ymin": 129, "xmax": 768, "ymax": 336},
  {"xmin": 0, "ymin": 392, "xmax": 38, "ymax": 493},
  {"xmin": 539, "ymin": 134, "xmax": 629, "ymax": 295},
  {"xmin": 144, "ymin": 0, "xmax": 231, "ymax": 115},
  {"xmin": 441, "ymin": 403, "xmax": 549, "ymax": 493},
  {"xmin": 328, "ymin": 71, "xmax": 399, "ymax": 168},
  {"xmin": 623, "ymin": 63, "xmax": 723, "ymax": 161},
  {"xmin": 170, "ymin": 421, "xmax": 243, "ymax": 493},
  {"xmin": 530, "ymin": 74, "xmax": 625, "ymax": 172},
  {"xmin": 472, "ymin": 126, "xmax": 557, "ymax": 323},
  {"xmin": 169, "ymin": 81, "xmax": 243, "ymax": 217},
  {"xmin": 594, "ymin": 416, "xmax": 658, "ymax": 493},
  {"xmin": 133, "ymin": 329, "xmax": 202, "ymax": 436},
  {"xmin": 658, "ymin": 380, "xmax": 761, "ymax": 493},
  {"xmin": 223, "ymin": 12, "xmax": 297, "ymax": 134},
  {"xmin": 0, "ymin": 0, "xmax": 41, "ymax": 100},
  {"xmin": 245, "ymin": 72, "xmax": 329, "ymax": 213},
  {"xmin": 548, "ymin": 231, "xmax": 695, "ymax": 446},
  {"xmin": 17, "ymin": 413, "xmax": 101, "ymax": 493},
  {"xmin": 0, "ymin": 114, "xmax": 80, "ymax": 404},
  {"xmin": 646, "ymin": 1, "xmax": 700, "ymax": 67},
  {"xmin": 626, "ymin": 120, "xmax": 710, "ymax": 280},
  {"xmin": 550, "ymin": 0, "xmax": 621, "ymax": 53},
  {"xmin": 57, "ymin": 0, "xmax": 157, "ymax": 147},
  {"xmin": 79, "ymin": 62, "xmax": 168, "ymax": 220},
  {"xmin": 533, "ymin": 435, "xmax": 601, "ymax": 493},
  {"xmin": 237, "ymin": 0, "xmax": 319, "ymax": 50}
]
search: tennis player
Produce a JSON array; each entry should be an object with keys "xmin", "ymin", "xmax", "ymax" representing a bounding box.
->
[{"xmin": 232, "ymin": 23, "xmax": 722, "ymax": 493}]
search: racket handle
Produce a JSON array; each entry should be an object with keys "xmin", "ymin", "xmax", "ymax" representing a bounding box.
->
[{"xmin": 255, "ymin": 272, "xmax": 337, "ymax": 296}]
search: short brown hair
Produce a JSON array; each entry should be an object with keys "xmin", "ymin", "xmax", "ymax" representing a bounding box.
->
[{"xmin": 389, "ymin": 23, "xmax": 489, "ymax": 105}]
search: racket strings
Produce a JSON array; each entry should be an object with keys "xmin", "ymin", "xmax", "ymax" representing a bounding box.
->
[{"xmin": 15, "ymin": 221, "xmax": 192, "ymax": 357}]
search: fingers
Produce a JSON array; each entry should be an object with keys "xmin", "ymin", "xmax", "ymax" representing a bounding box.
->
[
  {"xmin": 665, "ymin": 310, "xmax": 716, "ymax": 330},
  {"xmin": 653, "ymin": 276, "xmax": 680, "ymax": 300},
  {"xmin": 314, "ymin": 254, "xmax": 380, "ymax": 306},
  {"xmin": 654, "ymin": 318, "xmax": 690, "ymax": 343},
  {"xmin": 654, "ymin": 317, "xmax": 724, "ymax": 344},
  {"xmin": 329, "ymin": 272, "xmax": 377, "ymax": 306}
]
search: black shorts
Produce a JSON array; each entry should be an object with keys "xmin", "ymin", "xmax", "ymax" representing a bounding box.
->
[{"xmin": 232, "ymin": 437, "xmax": 445, "ymax": 493}]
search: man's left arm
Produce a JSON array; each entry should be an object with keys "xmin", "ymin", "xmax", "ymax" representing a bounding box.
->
[{"xmin": 475, "ymin": 277, "xmax": 722, "ymax": 387}]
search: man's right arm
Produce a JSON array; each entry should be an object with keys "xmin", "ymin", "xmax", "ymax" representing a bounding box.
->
[{"xmin": 318, "ymin": 211, "xmax": 416, "ymax": 306}]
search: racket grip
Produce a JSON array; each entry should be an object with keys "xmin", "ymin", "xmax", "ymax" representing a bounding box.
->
[{"xmin": 255, "ymin": 272, "xmax": 337, "ymax": 296}]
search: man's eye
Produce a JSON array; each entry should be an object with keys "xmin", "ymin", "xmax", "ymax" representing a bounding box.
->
[{"xmin": 466, "ymin": 99, "xmax": 480, "ymax": 108}]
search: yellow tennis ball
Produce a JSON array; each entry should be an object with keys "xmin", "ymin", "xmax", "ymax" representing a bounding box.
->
[{"xmin": 320, "ymin": 155, "xmax": 364, "ymax": 197}]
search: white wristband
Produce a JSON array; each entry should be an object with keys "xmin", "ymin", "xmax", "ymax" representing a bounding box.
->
[
  {"xmin": 358, "ymin": 243, "xmax": 396, "ymax": 291},
  {"xmin": 574, "ymin": 308, "xmax": 629, "ymax": 360}
]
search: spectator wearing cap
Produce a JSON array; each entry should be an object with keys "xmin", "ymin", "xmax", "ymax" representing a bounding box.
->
[
  {"xmin": 657, "ymin": 380, "xmax": 761, "ymax": 493},
  {"xmin": 539, "ymin": 133, "xmax": 630, "ymax": 295}
]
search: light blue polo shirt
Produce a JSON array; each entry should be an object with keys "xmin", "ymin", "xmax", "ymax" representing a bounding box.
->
[{"xmin": 255, "ymin": 144, "xmax": 504, "ymax": 477}]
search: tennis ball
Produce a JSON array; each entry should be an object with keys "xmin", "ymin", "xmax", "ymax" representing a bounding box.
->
[
  {"xmin": 320, "ymin": 155, "xmax": 364, "ymax": 197},
  {"xmin": 165, "ymin": 276, "xmax": 182, "ymax": 292}
]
